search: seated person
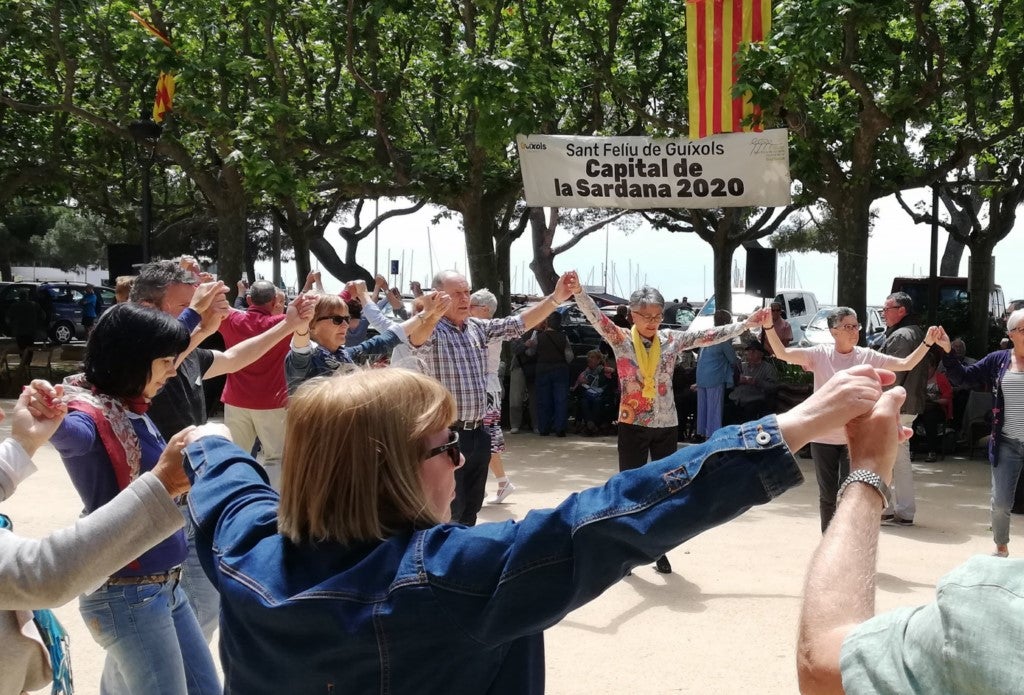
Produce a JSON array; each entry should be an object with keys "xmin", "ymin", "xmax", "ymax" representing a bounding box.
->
[
  {"xmin": 913, "ymin": 361, "xmax": 952, "ymax": 462},
  {"xmin": 728, "ymin": 341, "xmax": 779, "ymax": 423},
  {"xmin": 572, "ymin": 350, "xmax": 616, "ymax": 434}
]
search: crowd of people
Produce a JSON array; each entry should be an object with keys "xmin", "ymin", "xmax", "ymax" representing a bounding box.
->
[{"xmin": 1, "ymin": 256, "xmax": 1023, "ymax": 695}]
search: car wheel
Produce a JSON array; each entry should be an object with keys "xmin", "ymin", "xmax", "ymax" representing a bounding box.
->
[{"xmin": 51, "ymin": 321, "xmax": 75, "ymax": 344}]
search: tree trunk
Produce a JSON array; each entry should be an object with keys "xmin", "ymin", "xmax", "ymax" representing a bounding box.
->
[
  {"xmin": 271, "ymin": 218, "xmax": 283, "ymax": 287},
  {"xmin": 939, "ymin": 236, "xmax": 965, "ymax": 276},
  {"xmin": 309, "ymin": 237, "xmax": 373, "ymax": 284},
  {"xmin": 527, "ymin": 208, "xmax": 558, "ymax": 294},
  {"xmin": 712, "ymin": 238, "xmax": 735, "ymax": 314},
  {"xmin": 461, "ymin": 201, "xmax": 500, "ymax": 293},
  {"xmin": 214, "ymin": 204, "xmax": 247, "ymax": 296},
  {"xmin": 833, "ymin": 193, "xmax": 871, "ymax": 343},
  {"xmin": 967, "ymin": 246, "xmax": 996, "ymax": 356}
]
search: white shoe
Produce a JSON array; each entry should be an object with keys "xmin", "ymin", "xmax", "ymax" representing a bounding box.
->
[
  {"xmin": 487, "ymin": 481, "xmax": 517, "ymax": 504},
  {"xmin": 509, "ymin": 428, "xmax": 520, "ymax": 434}
]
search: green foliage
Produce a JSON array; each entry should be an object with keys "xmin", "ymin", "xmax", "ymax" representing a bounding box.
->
[{"xmin": 30, "ymin": 208, "xmax": 126, "ymax": 271}]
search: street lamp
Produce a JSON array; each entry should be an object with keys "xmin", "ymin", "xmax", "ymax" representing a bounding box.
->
[{"xmin": 127, "ymin": 115, "xmax": 163, "ymax": 263}]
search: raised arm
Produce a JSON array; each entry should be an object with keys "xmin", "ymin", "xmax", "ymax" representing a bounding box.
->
[
  {"xmin": 174, "ymin": 280, "xmax": 231, "ymax": 368},
  {"xmin": 676, "ymin": 307, "xmax": 772, "ymax": 351},
  {"xmin": 567, "ymin": 272, "xmax": 629, "ymax": 346},
  {"xmin": 204, "ymin": 293, "xmax": 317, "ymax": 379},
  {"xmin": 519, "ymin": 272, "xmax": 575, "ymax": 332},
  {"xmin": 876, "ymin": 325, "xmax": 949, "ymax": 372},
  {"xmin": 761, "ymin": 311, "xmax": 813, "ymax": 367},
  {"xmin": 796, "ymin": 378, "xmax": 909, "ymax": 695}
]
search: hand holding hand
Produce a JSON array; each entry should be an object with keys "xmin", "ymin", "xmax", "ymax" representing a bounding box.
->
[
  {"xmin": 559, "ymin": 271, "xmax": 582, "ymax": 297},
  {"xmin": 12, "ymin": 380, "xmax": 67, "ymax": 456},
  {"xmin": 927, "ymin": 326, "xmax": 951, "ymax": 353},
  {"xmin": 152, "ymin": 427, "xmax": 195, "ymax": 497},
  {"xmin": 285, "ymin": 293, "xmax": 318, "ymax": 329},
  {"xmin": 190, "ymin": 281, "xmax": 229, "ymax": 314},
  {"xmin": 410, "ymin": 281, "xmax": 423, "ymax": 297},
  {"xmin": 178, "ymin": 256, "xmax": 202, "ymax": 279},
  {"xmin": 420, "ymin": 291, "xmax": 451, "ymax": 318},
  {"xmin": 747, "ymin": 307, "xmax": 772, "ymax": 329},
  {"xmin": 374, "ymin": 274, "xmax": 388, "ymax": 291},
  {"xmin": 184, "ymin": 423, "xmax": 233, "ymax": 447},
  {"xmin": 846, "ymin": 386, "xmax": 912, "ymax": 484},
  {"xmin": 346, "ymin": 279, "xmax": 368, "ymax": 298}
]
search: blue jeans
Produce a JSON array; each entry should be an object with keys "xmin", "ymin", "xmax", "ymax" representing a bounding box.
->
[
  {"xmin": 178, "ymin": 502, "xmax": 221, "ymax": 643},
  {"xmin": 79, "ymin": 576, "xmax": 221, "ymax": 695},
  {"xmin": 992, "ymin": 435, "xmax": 1024, "ymax": 545},
  {"xmin": 534, "ymin": 366, "xmax": 569, "ymax": 434}
]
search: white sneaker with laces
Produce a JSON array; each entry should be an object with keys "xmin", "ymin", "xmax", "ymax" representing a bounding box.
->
[{"xmin": 486, "ymin": 481, "xmax": 517, "ymax": 504}]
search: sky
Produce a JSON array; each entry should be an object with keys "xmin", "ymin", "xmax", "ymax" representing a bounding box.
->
[{"xmin": 262, "ymin": 188, "xmax": 1024, "ymax": 307}]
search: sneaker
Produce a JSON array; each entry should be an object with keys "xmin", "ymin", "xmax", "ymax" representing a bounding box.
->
[
  {"xmin": 509, "ymin": 428, "xmax": 520, "ymax": 434},
  {"xmin": 925, "ymin": 452, "xmax": 938, "ymax": 463},
  {"xmin": 486, "ymin": 481, "xmax": 517, "ymax": 505},
  {"xmin": 892, "ymin": 516, "xmax": 914, "ymax": 526},
  {"xmin": 654, "ymin": 555, "xmax": 672, "ymax": 574},
  {"xmin": 881, "ymin": 513, "xmax": 895, "ymax": 523}
]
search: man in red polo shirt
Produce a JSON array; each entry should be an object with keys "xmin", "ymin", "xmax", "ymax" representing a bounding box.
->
[{"xmin": 218, "ymin": 279, "xmax": 293, "ymax": 488}]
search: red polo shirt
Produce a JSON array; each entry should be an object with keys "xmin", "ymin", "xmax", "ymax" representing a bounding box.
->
[{"xmin": 218, "ymin": 306, "xmax": 290, "ymax": 409}]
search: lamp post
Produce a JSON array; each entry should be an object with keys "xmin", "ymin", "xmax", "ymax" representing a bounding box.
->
[{"xmin": 127, "ymin": 116, "xmax": 163, "ymax": 263}]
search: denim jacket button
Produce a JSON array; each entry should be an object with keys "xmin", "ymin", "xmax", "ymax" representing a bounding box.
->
[{"xmin": 755, "ymin": 431, "xmax": 772, "ymax": 446}]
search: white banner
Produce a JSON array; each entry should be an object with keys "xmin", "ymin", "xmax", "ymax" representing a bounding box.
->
[{"xmin": 517, "ymin": 129, "xmax": 791, "ymax": 209}]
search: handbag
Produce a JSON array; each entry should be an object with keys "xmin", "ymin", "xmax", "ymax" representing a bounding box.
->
[{"xmin": 0, "ymin": 514, "xmax": 74, "ymax": 695}]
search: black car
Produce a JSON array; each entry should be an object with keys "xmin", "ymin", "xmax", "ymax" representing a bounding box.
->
[{"xmin": 0, "ymin": 281, "xmax": 115, "ymax": 343}]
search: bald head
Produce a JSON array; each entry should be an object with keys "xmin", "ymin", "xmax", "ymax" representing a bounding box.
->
[
  {"xmin": 248, "ymin": 280, "xmax": 278, "ymax": 307},
  {"xmin": 432, "ymin": 270, "xmax": 470, "ymax": 324}
]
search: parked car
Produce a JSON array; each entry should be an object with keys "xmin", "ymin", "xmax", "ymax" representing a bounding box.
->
[
  {"xmin": 798, "ymin": 306, "xmax": 885, "ymax": 349},
  {"xmin": 0, "ymin": 281, "xmax": 115, "ymax": 343},
  {"xmin": 690, "ymin": 289, "xmax": 821, "ymax": 344}
]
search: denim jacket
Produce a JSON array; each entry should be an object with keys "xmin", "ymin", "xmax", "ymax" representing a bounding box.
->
[{"xmin": 183, "ymin": 419, "xmax": 803, "ymax": 694}]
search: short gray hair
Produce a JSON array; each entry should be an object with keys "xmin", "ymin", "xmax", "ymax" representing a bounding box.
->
[
  {"xmin": 431, "ymin": 270, "xmax": 464, "ymax": 291},
  {"xmin": 248, "ymin": 280, "xmax": 278, "ymax": 306},
  {"xmin": 628, "ymin": 286, "xmax": 665, "ymax": 311},
  {"xmin": 886, "ymin": 292, "xmax": 914, "ymax": 314},
  {"xmin": 470, "ymin": 288, "xmax": 497, "ymax": 317},
  {"xmin": 129, "ymin": 260, "xmax": 195, "ymax": 305},
  {"xmin": 827, "ymin": 307, "xmax": 857, "ymax": 329},
  {"xmin": 1008, "ymin": 309, "xmax": 1024, "ymax": 332}
]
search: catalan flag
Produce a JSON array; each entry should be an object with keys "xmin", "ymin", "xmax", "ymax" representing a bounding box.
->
[
  {"xmin": 686, "ymin": 0, "xmax": 771, "ymax": 141},
  {"xmin": 153, "ymin": 71, "xmax": 175, "ymax": 122}
]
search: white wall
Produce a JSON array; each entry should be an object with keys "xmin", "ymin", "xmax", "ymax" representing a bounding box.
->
[{"xmin": 10, "ymin": 265, "xmax": 109, "ymax": 285}]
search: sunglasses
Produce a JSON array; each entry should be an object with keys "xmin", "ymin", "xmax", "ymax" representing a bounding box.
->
[
  {"xmin": 424, "ymin": 430, "xmax": 462, "ymax": 467},
  {"xmin": 315, "ymin": 314, "xmax": 351, "ymax": 325}
]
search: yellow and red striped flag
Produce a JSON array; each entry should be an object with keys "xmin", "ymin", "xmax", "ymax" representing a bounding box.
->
[
  {"xmin": 153, "ymin": 71, "xmax": 175, "ymax": 122},
  {"xmin": 686, "ymin": 0, "xmax": 772, "ymax": 141}
]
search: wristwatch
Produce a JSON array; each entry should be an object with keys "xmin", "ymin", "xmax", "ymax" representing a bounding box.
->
[{"xmin": 837, "ymin": 469, "xmax": 891, "ymax": 509}]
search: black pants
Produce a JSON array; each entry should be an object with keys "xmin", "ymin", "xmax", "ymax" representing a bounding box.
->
[
  {"xmin": 450, "ymin": 427, "xmax": 491, "ymax": 526},
  {"xmin": 617, "ymin": 423, "xmax": 678, "ymax": 472},
  {"xmin": 811, "ymin": 442, "xmax": 851, "ymax": 533}
]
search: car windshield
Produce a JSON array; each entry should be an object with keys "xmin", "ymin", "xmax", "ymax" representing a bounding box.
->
[{"xmin": 806, "ymin": 309, "xmax": 832, "ymax": 331}]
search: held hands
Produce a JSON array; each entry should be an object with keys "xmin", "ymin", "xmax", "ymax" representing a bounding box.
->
[
  {"xmin": 559, "ymin": 270, "xmax": 582, "ymax": 298},
  {"xmin": 152, "ymin": 427, "xmax": 195, "ymax": 497},
  {"xmin": 191, "ymin": 281, "xmax": 230, "ymax": 315},
  {"xmin": 374, "ymin": 274, "xmax": 388, "ymax": 291},
  {"xmin": 345, "ymin": 279, "xmax": 369, "ymax": 299},
  {"xmin": 746, "ymin": 307, "xmax": 772, "ymax": 329},
  {"xmin": 12, "ymin": 380, "xmax": 67, "ymax": 456},
  {"xmin": 183, "ymin": 423, "xmax": 233, "ymax": 447},
  {"xmin": 410, "ymin": 281, "xmax": 423, "ymax": 297},
  {"xmin": 845, "ymin": 387, "xmax": 912, "ymax": 484},
  {"xmin": 925, "ymin": 326, "xmax": 951, "ymax": 352},
  {"xmin": 420, "ymin": 291, "xmax": 452, "ymax": 318},
  {"xmin": 284, "ymin": 293, "xmax": 318, "ymax": 329}
]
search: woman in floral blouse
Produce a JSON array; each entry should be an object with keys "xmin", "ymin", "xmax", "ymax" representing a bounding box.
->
[{"xmin": 569, "ymin": 273, "xmax": 768, "ymax": 574}]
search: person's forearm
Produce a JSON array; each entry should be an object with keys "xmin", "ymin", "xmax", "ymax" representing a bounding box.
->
[
  {"xmin": 764, "ymin": 325, "xmax": 804, "ymax": 364},
  {"xmin": 797, "ymin": 483, "xmax": 882, "ymax": 695},
  {"xmin": 206, "ymin": 318, "xmax": 294, "ymax": 379},
  {"xmin": 361, "ymin": 293, "xmax": 401, "ymax": 336},
  {"xmin": 521, "ymin": 293, "xmax": 561, "ymax": 331},
  {"xmin": 574, "ymin": 289, "xmax": 627, "ymax": 344},
  {"xmin": 887, "ymin": 339, "xmax": 935, "ymax": 372},
  {"xmin": 404, "ymin": 312, "xmax": 442, "ymax": 347}
]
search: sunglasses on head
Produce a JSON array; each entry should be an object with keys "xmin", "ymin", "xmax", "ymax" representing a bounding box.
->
[
  {"xmin": 424, "ymin": 430, "xmax": 461, "ymax": 467},
  {"xmin": 315, "ymin": 314, "xmax": 350, "ymax": 325}
]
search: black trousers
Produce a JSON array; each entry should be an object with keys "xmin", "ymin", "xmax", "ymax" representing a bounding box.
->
[
  {"xmin": 450, "ymin": 427, "xmax": 491, "ymax": 526},
  {"xmin": 811, "ymin": 442, "xmax": 851, "ymax": 533},
  {"xmin": 617, "ymin": 423, "xmax": 679, "ymax": 472}
]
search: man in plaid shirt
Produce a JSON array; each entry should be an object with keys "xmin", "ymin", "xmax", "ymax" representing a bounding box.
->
[{"xmin": 413, "ymin": 269, "xmax": 576, "ymax": 524}]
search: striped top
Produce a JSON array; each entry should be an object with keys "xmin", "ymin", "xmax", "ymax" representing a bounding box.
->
[{"xmin": 1000, "ymin": 371, "xmax": 1024, "ymax": 441}]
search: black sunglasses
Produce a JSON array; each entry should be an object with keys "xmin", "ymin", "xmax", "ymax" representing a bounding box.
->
[
  {"xmin": 424, "ymin": 430, "xmax": 461, "ymax": 467},
  {"xmin": 315, "ymin": 314, "xmax": 350, "ymax": 325}
]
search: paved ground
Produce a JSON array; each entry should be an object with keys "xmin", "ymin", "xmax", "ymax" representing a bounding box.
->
[{"xmin": 2, "ymin": 404, "xmax": 1013, "ymax": 694}]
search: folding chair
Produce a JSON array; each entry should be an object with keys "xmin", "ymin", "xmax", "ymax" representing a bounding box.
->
[{"xmin": 26, "ymin": 346, "xmax": 53, "ymax": 381}]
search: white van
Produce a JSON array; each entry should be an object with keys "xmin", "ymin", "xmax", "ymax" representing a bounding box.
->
[{"xmin": 690, "ymin": 289, "xmax": 820, "ymax": 344}]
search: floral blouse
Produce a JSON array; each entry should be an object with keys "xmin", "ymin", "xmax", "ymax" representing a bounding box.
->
[{"xmin": 575, "ymin": 291, "xmax": 750, "ymax": 428}]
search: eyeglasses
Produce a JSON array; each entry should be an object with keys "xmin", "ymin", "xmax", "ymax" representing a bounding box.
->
[
  {"xmin": 424, "ymin": 430, "xmax": 462, "ymax": 468},
  {"xmin": 1010, "ymin": 326, "xmax": 1024, "ymax": 334},
  {"xmin": 832, "ymin": 324, "xmax": 861, "ymax": 331},
  {"xmin": 315, "ymin": 315, "xmax": 350, "ymax": 325},
  {"xmin": 881, "ymin": 306, "xmax": 900, "ymax": 313},
  {"xmin": 631, "ymin": 311, "xmax": 663, "ymax": 323}
]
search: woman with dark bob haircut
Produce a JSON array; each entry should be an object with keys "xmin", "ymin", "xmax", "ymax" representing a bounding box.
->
[{"xmin": 49, "ymin": 302, "xmax": 221, "ymax": 695}]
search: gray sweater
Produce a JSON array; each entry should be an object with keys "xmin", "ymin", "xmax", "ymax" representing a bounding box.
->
[{"xmin": 0, "ymin": 450, "xmax": 183, "ymax": 695}]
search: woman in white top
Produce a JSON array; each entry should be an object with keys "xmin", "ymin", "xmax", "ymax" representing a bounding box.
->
[{"xmin": 763, "ymin": 307, "xmax": 948, "ymax": 531}]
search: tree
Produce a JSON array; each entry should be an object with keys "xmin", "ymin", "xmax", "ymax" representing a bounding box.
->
[
  {"xmin": 645, "ymin": 205, "xmax": 804, "ymax": 311},
  {"xmin": 31, "ymin": 208, "xmax": 126, "ymax": 271},
  {"xmin": 741, "ymin": 0, "xmax": 1024, "ymax": 328},
  {"xmin": 527, "ymin": 207, "xmax": 632, "ymax": 294}
]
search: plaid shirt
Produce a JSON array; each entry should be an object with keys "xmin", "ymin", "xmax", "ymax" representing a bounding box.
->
[{"xmin": 413, "ymin": 315, "xmax": 526, "ymax": 421}]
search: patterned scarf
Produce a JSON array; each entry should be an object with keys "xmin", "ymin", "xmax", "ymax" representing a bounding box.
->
[
  {"xmin": 631, "ymin": 325, "xmax": 661, "ymax": 400},
  {"xmin": 62, "ymin": 374, "xmax": 144, "ymax": 491}
]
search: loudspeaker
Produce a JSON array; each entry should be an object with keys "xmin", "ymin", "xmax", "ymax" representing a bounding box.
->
[
  {"xmin": 107, "ymin": 244, "xmax": 144, "ymax": 283},
  {"xmin": 745, "ymin": 248, "xmax": 777, "ymax": 298}
]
